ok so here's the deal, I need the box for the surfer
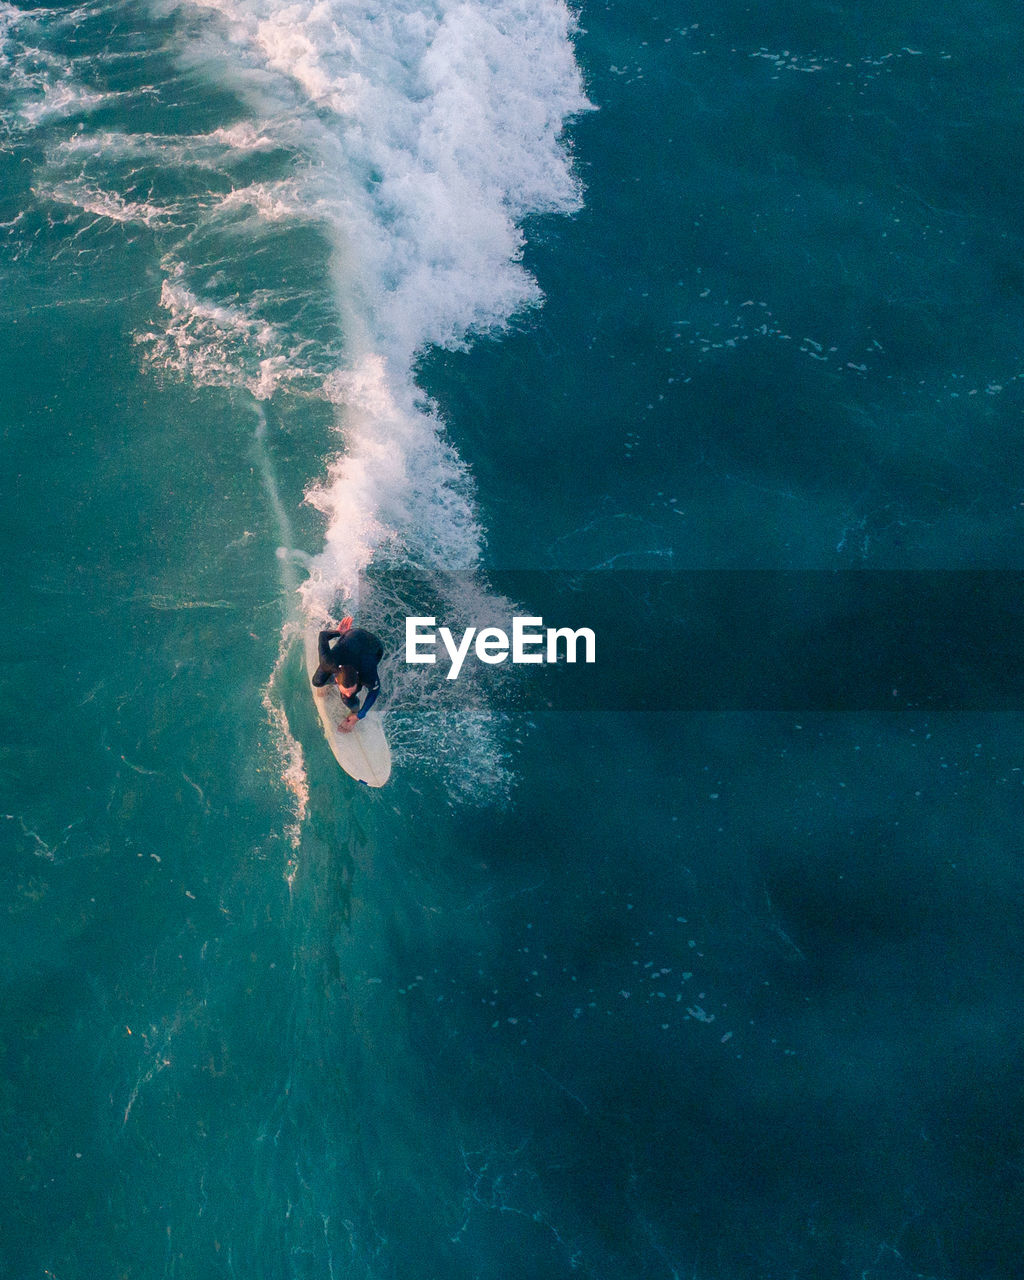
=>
[311,617,384,733]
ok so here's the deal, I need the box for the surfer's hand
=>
[339,713,358,733]
[339,615,353,632]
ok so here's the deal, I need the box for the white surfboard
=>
[305,629,392,787]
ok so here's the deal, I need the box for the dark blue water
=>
[2,0,1024,1276]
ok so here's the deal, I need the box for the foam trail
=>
[253,404,309,848]
[255,406,300,603]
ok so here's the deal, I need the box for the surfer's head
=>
[336,665,358,694]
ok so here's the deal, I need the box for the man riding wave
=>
[311,616,384,733]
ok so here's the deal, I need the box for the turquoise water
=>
[3,0,1024,1277]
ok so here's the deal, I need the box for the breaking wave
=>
[1,0,590,803]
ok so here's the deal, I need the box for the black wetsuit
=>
[311,628,383,719]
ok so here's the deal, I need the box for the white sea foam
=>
[18,78,111,125]
[0,7,114,130]
[35,179,181,227]
[176,0,589,600]
[299,352,482,619]
[51,120,294,165]
[136,259,327,398]
[213,178,330,224]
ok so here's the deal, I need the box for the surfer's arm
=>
[357,677,380,719]
[317,629,342,664]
